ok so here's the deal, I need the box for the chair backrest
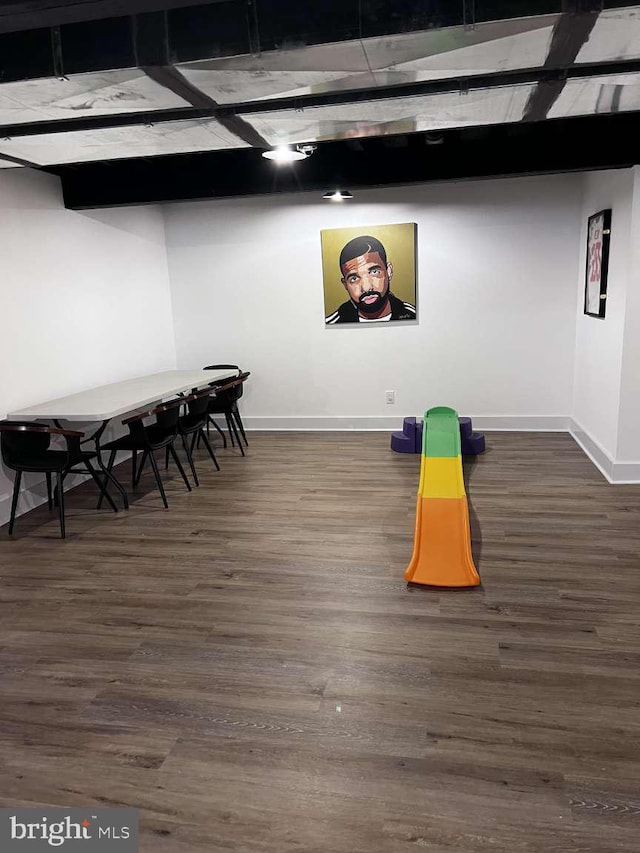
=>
[233,371,250,402]
[155,399,183,431]
[186,389,212,418]
[206,369,250,405]
[204,364,245,399]
[123,398,183,445]
[0,421,83,468]
[204,364,241,376]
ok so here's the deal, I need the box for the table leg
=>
[90,421,129,510]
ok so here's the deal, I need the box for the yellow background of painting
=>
[321,222,417,316]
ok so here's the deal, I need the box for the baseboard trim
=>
[610,462,640,484]
[468,416,570,431]
[568,419,640,484]
[243,415,571,432]
[3,419,638,527]
[243,415,640,484]
[568,421,614,482]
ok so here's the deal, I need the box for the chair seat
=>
[98,397,192,511]
[179,413,207,433]
[5,448,95,473]
[207,401,236,415]
[103,425,175,451]
[1,421,118,538]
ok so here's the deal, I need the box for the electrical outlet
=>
[386,390,395,405]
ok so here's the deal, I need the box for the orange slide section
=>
[404,407,480,588]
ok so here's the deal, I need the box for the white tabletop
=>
[8,369,237,422]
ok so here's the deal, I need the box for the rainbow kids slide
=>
[404,406,480,588]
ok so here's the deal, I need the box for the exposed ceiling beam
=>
[523,10,600,121]
[142,65,269,148]
[226,58,640,116]
[0,58,639,141]
[0,151,39,167]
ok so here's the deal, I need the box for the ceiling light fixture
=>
[262,143,316,164]
[424,131,444,145]
[322,189,354,201]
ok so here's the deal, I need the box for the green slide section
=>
[423,406,461,458]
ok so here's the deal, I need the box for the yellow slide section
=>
[404,407,480,588]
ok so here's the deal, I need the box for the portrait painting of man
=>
[322,223,417,325]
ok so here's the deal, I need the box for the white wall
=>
[616,167,640,469]
[571,169,633,464]
[0,168,176,525]
[0,164,636,516]
[164,175,582,430]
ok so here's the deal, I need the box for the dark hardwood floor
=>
[1,431,639,852]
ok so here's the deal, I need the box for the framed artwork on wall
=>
[322,222,417,325]
[584,209,612,318]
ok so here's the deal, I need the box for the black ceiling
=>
[0,0,239,34]
[2,0,638,78]
[55,111,640,208]
[0,0,638,207]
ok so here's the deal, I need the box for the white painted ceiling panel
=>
[364,16,557,84]
[178,67,371,104]
[576,8,640,63]
[0,118,247,165]
[244,84,535,145]
[177,16,557,104]
[177,41,372,104]
[549,72,640,118]
[0,69,189,126]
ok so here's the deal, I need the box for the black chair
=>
[203,366,250,456]
[202,364,240,448]
[99,398,191,509]
[0,420,118,538]
[166,389,220,487]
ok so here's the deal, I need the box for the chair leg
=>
[226,412,244,456]
[181,433,199,487]
[8,470,21,535]
[169,444,192,492]
[208,415,227,448]
[148,451,169,509]
[56,472,66,538]
[84,459,118,513]
[53,471,68,508]
[131,450,137,489]
[233,406,249,447]
[200,429,220,471]
[134,451,148,487]
[225,412,236,447]
[46,472,53,510]
[97,449,117,509]
[165,445,170,470]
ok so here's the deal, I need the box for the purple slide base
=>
[391,416,485,455]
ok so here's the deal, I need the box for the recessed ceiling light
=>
[322,190,354,201]
[424,131,444,145]
[262,144,313,164]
